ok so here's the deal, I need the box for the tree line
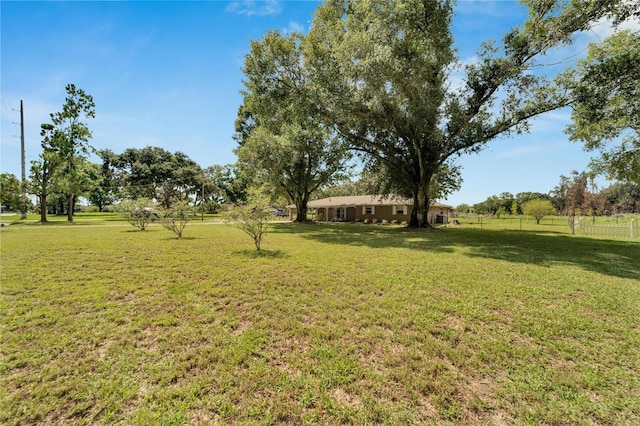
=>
[457,171,639,216]
[1,1,638,225]
[1,85,250,221]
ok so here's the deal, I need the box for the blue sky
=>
[0,0,630,206]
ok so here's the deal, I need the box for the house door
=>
[335,207,346,221]
[346,207,356,221]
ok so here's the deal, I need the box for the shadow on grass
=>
[272,223,640,280]
[160,236,198,240]
[122,228,161,233]
[232,248,288,259]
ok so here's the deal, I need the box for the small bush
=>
[158,202,195,238]
[117,198,157,231]
[224,189,271,251]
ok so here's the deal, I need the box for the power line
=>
[0,93,13,111]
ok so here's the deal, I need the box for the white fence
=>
[576,219,638,238]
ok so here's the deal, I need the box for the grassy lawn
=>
[1,221,639,425]
[0,212,223,226]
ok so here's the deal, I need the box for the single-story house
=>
[287,195,455,224]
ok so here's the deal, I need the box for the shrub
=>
[117,198,157,231]
[224,189,271,251]
[158,201,195,238]
[80,205,99,213]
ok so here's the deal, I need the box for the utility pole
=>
[20,100,27,219]
[201,174,205,221]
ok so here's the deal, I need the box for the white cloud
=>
[283,21,304,34]
[226,0,282,17]
[544,13,640,69]
[583,12,640,42]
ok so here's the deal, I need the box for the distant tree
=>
[224,188,272,251]
[589,191,611,216]
[515,192,550,210]
[473,195,501,215]
[112,147,201,208]
[88,150,120,212]
[510,201,520,216]
[0,173,23,212]
[522,199,556,224]
[455,203,471,214]
[565,171,591,215]
[316,171,382,199]
[550,174,571,214]
[603,181,639,213]
[499,192,515,214]
[204,164,249,205]
[316,179,363,199]
[158,201,194,239]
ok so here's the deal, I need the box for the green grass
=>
[1,222,639,425]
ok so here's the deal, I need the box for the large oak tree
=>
[304,0,636,227]
[112,146,202,208]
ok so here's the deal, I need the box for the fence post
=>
[632,219,635,239]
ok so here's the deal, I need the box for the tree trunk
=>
[39,193,48,222]
[295,202,308,222]
[294,193,310,222]
[408,169,433,228]
[409,191,432,228]
[67,193,74,222]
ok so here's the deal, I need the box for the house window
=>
[394,205,405,215]
[362,206,375,215]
